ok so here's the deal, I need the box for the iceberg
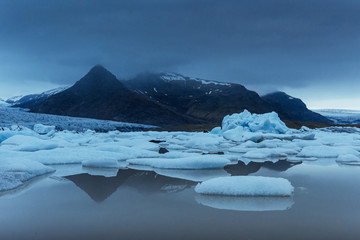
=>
[0,159,54,192]
[336,154,360,163]
[154,168,230,182]
[82,159,120,168]
[298,146,360,158]
[1,135,58,152]
[195,176,294,197]
[221,110,289,134]
[127,155,231,169]
[33,124,56,135]
[0,127,39,143]
[242,148,298,159]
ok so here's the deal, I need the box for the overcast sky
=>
[0,0,359,109]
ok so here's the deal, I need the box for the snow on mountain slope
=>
[160,72,231,86]
[0,98,8,106]
[8,86,69,106]
[313,109,360,125]
[5,95,25,104]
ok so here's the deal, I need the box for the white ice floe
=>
[287,157,318,162]
[1,135,58,152]
[154,168,230,182]
[242,148,298,159]
[336,154,360,163]
[195,195,294,211]
[0,159,54,191]
[127,155,231,169]
[298,146,360,158]
[83,167,120,177]
[195,176,294,196]
[0,127,39,143]
[82,159,120,168]
[33,124,56,135]
[94,144,159,159]
[0,147,132,165]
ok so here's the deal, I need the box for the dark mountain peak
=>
[30,66,199,126]
[73,65,124,92]
[88,64,109,75]
[265,91,296,98]
[263,91,306,108]
[262,91,332,123]
[84,64,117,81]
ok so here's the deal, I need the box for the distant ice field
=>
[313,109,360,125]
[0,104,154,132]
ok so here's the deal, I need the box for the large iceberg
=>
[195,176,294,197]
[221,110,289,134]
[0,159,54,192]
[217,110,290,142]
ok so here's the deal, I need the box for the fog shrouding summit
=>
[0,0,359,109]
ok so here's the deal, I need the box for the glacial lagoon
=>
[1,160,360,240]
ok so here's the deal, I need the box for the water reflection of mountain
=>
[66,170,195,202]
[225,160,301,176]
[66,160,300,203]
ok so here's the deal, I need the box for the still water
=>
[1,160,360,240]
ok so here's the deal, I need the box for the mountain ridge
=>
[12,65,332,126]
[27,65,200,126]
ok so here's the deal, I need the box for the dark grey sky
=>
[0,0,359,109]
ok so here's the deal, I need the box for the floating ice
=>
[0,127,38,143]
[95,144,159,159]
[127,155,231,169]
[242,148,298,159]
[1,148,130,165]
[0,159,54,192]
[154,168,230,182]
[1,135,58,152]
[336,154,360,163]
[33,124,56,135]
[195,176,294,196]
[210,127,221,134]
[218,110,317,142]
[222,110,289,134]
[298,146,360,158]
[82,159,120,168]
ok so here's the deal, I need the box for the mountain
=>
[262,91,332,123]
[30,65,200,126]
[13,87,68,109]
[5,95,25,104]
[14,66,331,127]
[124,72,274,123]
[0,98,7,106]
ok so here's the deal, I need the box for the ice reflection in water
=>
[64,159,299,212]
[195,195,294,211]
